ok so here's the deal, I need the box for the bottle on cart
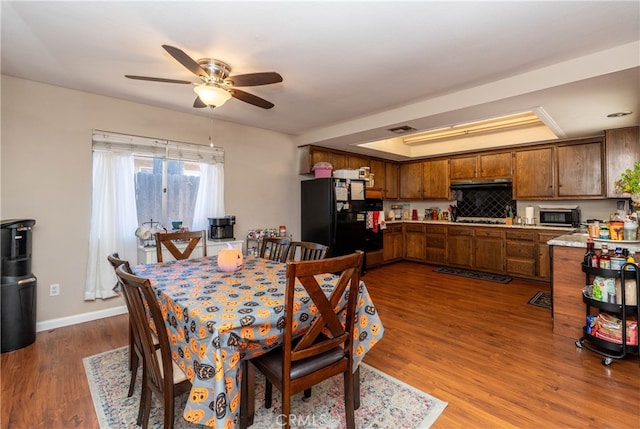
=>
[584,238,595,267]
[599,245,611,269]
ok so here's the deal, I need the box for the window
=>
[85,131,225,300]
[134,158,202,228]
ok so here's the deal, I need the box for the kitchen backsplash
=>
[455,188,516,218]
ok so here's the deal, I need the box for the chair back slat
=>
[155,230,207,262]
[115,265,174,393]
[287,241,329,261]
[258,237,291,263]
[285,251,363,364]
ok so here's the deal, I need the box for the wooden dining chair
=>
[155,230,207,262]
[287,241,329,261]
[258,237,291,263]
[251,250,364,429]
[115,265,191,429]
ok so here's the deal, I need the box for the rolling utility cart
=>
[576,263,640,366]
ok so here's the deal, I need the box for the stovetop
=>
[456,217,506,225]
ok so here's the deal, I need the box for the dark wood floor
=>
[2,261,639,428]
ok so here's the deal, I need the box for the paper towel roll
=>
[525,206,534,224]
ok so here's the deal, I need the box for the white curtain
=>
[192,162,225,232]
[84,151,139,300]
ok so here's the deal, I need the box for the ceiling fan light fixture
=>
[194,84,232,107]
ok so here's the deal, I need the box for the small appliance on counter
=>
[208,216,236,240]
[538,205,580,227]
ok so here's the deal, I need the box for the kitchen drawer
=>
[505,242,535,258]
[385,224,403,234]
[448,227,474,236]
[506,230,535,241]
[426,235,446,249]
[425,225,447,235]
[536,231,561,243]
[475,228,505,239]
[404,224,425,233]
[506,258,536,277]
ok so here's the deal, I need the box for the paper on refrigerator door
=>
[350,181,365,200]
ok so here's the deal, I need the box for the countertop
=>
[384,220,640,252]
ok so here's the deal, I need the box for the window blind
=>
[92,130,224,164]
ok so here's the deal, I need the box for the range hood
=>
[450,178,512,189]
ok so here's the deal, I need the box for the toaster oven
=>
[538,205,580,227]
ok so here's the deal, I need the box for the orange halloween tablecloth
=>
[132,255,384,429]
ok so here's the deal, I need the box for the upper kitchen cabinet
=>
[450,152,512,180]
[450,156,477,180]
[514,147,554,198]
[370,159,399,199]
[605,126,640,198]
[514,137,604,199]
[347,154,369,170]
[479,152,512,178]
[385,162,399,199]
[422,159,449,199]
[298,145,347,174]
[556,139,603,198]
[400,162,422,199]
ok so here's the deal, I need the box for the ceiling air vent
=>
[388,125,417,134]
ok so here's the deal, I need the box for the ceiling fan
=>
[126,45,283,109]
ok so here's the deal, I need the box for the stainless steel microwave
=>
[538,205,580,227]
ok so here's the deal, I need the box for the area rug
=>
[83,347,447,429]
[433,266,512,284]
[528,291,552,309]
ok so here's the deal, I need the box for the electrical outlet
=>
[49,283,60,296]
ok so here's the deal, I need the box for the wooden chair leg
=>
[127,353,138,397]
[343,370,355,429]
[302,388,312,401]
[128,323,135,370]
[265,379,273,408]
[140,382,152,429]
[164,387,175,429]
[240,361,255,429]
[354,366,361,410]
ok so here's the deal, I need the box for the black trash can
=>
[1,219,37,353]
[1,275,37,352]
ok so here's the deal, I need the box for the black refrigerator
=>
[301,178,367,265]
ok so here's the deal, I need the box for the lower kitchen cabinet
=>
[505,230,536,278]
[425,224,447,264]
[474,228,505,273]
[536,231,559,281]
[446,226,474,268]
[366,249,384,269]
[383,224,403,262]
[404,223,426,261]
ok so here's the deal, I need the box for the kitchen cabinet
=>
[474,228,505,274]
[425,224,447,264]
[404,223,426,261]
[479,152,512,178]
[505,230,536,279]
[383,224,403,262]
[536,231,559,281]
[450,156,477,180]
[347,154,369,170]
[556,140,603,197]
[514,138,604,199]
[369,159,385,194]
[514,147,554,198]
[605,126,640,198]
[400,162,422,199]
[450,152,512,180]
[446,226,474,268]
[385,162,399,199]
[299,146,347,174]
[422,159,449,199]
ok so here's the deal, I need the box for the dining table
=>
[132,254,384,429]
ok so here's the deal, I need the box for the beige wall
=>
[1,76,300,324]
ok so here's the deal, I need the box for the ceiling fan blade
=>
[193,97,209,108]
[125,75,193,84]
[162,45,209,78]
[228,72,283,87]
[231,89,275,109]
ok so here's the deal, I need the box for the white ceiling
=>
[2,1,639,161]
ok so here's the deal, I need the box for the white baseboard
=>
[36,305,128,332]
